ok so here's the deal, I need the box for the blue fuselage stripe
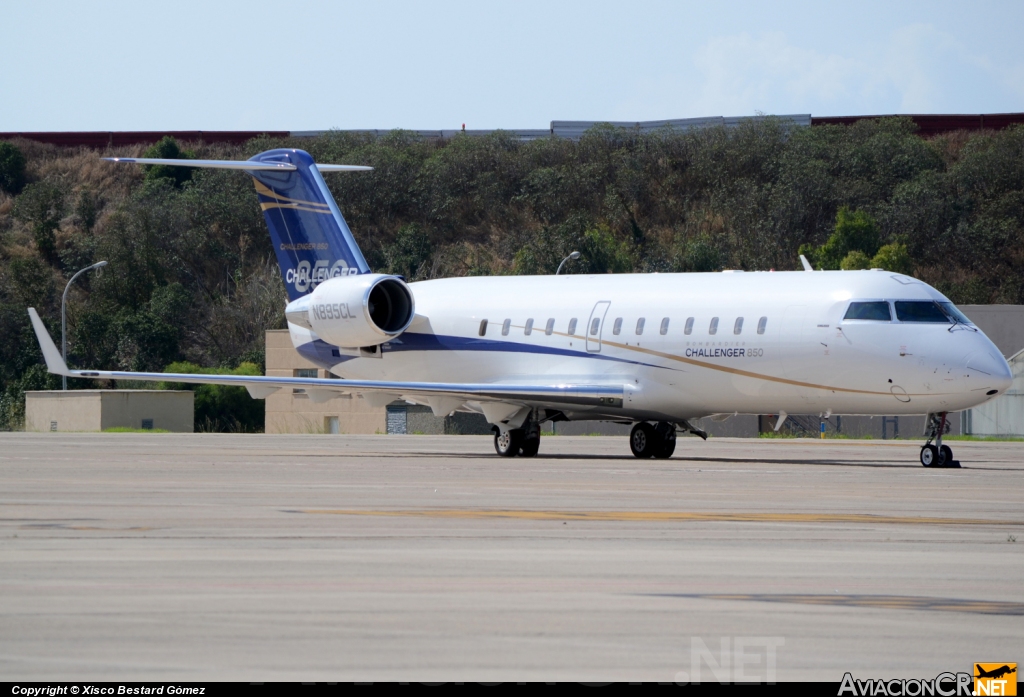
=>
[294,332,668,371]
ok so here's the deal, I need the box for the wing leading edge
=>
[27,309,624,413]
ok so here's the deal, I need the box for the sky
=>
[2,0,1023,132]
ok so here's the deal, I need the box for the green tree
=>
[578,225,634,274]
[840,250,872,270]
[0,141,27,195]
[381,224,432,279]
[142,136,196,188]
[75,189,100,231]
[813,207,880,270]
[12,179,66,264]
[0,364,60,430]
[114,311,180,372]
[160,361,264,432]
[871,242,913,274]
[678,235,724,272]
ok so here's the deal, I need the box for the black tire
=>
[920,444,938,467]
[520,437,540,458]
[653,421,676,459]
[630,422,657,458]
[939,444,953,466]
[494,429,523,457]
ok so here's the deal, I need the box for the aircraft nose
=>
[964,349,1013,395]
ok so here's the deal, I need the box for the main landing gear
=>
[493,417,541,458]
[630,421,677,459]
[920,412,960,468]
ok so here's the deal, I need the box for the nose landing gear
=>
[920,412,960,468]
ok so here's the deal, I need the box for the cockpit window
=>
[895,301,949,323]
[844,301,891,321]
[938,302,973,325]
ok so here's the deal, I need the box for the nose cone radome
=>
[964,349,1013,396]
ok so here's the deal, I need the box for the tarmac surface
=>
[1,432,1022,682]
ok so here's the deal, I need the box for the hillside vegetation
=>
[1,118,1022,429]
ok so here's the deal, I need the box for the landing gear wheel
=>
[519,437,540,458]
[630,422,658,458]
[939,444,953,466]
[494,428,523,457]
[653,421,676,459]
[920,445,938,467]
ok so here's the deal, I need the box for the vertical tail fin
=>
[104,149,373,300]
[247,149,370,300]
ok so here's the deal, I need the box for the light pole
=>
[62,260,107,390]
[555,251,581,275]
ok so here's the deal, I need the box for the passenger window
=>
[524,318,534,335]
[478,319,488,336]
[636,318,645,335]
[502,319,511,336]
[590,317,601,335]
[684,317,694,335]
[757,316,767,334]
[709,317,719,335]
[845,302,892,321]
[568,318,578,335]
[733,317,743,335]
[895,301,949,323]
[612,318,622,335]
[545,318,555,335]
[660,318,669,335]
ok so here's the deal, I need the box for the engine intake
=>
[285,274,415,347]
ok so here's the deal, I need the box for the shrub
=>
[142,136,195,188]
[12,179,66,264]
[0,141,27,194]
[814,207,880,270]
[871,242,913,274]
[840,250,872,270]
[160,361,264,432]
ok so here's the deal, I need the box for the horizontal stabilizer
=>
[103,157,372,172]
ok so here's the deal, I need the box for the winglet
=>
[27,308,72,376]
[799,255,814,272]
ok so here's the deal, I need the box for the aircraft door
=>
[778,305,809,379]
[586,301,611,352]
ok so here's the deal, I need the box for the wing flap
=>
[64,367,624,407]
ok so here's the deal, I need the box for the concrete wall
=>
[266,330,493,435]
[964,349,1024,436]
[265,329,386,434]
[958,306,1024,436]
[959,305,1024,358]
[25,390,193,432]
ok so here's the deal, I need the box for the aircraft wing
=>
[27,309,623,417]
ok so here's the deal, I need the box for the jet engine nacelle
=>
[285,274,415,347]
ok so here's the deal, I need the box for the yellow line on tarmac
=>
[298,509,1021,526]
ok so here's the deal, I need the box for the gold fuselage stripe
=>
[507,324,948,398]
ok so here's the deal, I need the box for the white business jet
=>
[27,149,1012,467]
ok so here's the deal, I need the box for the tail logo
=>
[286,260,359,293]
